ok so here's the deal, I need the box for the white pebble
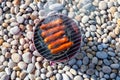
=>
[22,52,32,63]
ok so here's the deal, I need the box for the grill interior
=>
[34,14,81,62]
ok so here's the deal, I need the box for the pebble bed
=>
[0,0,120,80]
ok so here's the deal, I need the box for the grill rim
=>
[33,14,81,62]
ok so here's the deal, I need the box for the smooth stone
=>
[8,60,16,68]
[33,50,41,57]
[90,25,96,31]
[63,66,70,71]
[92,57,98,64]
[5,68,11,75]
[10,26,20,35]
[74,75,83,80]
[41,74,46,79]
[11,71,16,79]
[46,71,53,78]
[99,1,107,10]
[18,61,27,70]
[68,12,75,18]
[110,64,119,69]
[0,55,5,62]
[102,66,111,73]
[22,52,32,63]
[72,65,78,70]
[110,73,116,79]
[108,52,115,57]
[11,53,21,63]
[116,76,120,80]
[70,69,77,75]
[17,16,24,23]
[49,3,63,11]
[68,58,76,66]
[104,74,109,79]
[85,32,90,37]
[41,68,47,73]
[83,57,89,65]
[62,73,70,80]
[27,63,35,73]
[66,72,73,79]
[76,60,82,67]
[26,31,33,40]
[56,73,62,80]
[81,16,89,23]
[1,74,9,80]
[96,51,108,59]
[86,69,94,75]
[103,59,110,66]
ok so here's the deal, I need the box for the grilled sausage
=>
[40,19,63,30]
[41,25,65,37]
[48,37,68,49]
[44,30,65,43]
[51,41,73,54]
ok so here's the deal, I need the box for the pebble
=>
[92,57,98,64]
[86,69,95,75]
[11,53,21,63]
[70,69,77,75]
[49,3,63,11]
[66,71,73,79]
[10,26,20,35]
[18,61,27,70]
[33,50,41,57]
[76,60,82,67]
[90,25,96,31]
[74,75,83,80]
[5,67,11,75]
[41,74,46,80]
[56,73,62,80]
[22,52,32,63]
[83,57,89,65]
[99,1,107,10]
[110,73,116,79]
[102,66,111,73]
[19,71,27,79]
[62,73,70,80]
[110,64,120,69]
[11,71,16,79]
[81,16,89,23]
[0,38,3,45]
[103,59,110,66]
[17,16,24,23]
[63,66,70,71]
[46,71,53,78]
[68,58,76,66]
[68,12,75,18]
[96,51,108,59]
[27,63,35,73]
[108,52,115,57]
[1,74,9,80]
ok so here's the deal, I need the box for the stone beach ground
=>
[0,0,120,80]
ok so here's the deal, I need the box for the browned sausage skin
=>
[50,42,73,54]
[48,37,68,49]
[40,19,63,30]
[44,30,65,43]
[41,25,65,37]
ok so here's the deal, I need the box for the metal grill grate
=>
[33,14,81,62]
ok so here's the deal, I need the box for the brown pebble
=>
[19,71,27,79]
[0,38,3,45]
[114,27,120,35]
[50,76,56,80]
[13,66,20,71]
[30,15,37,20]
[19,24,25,31]
[34,0,40,3]
[109,7,117,15]
[13,0,20,5]
[5,52,11,58]
[117,19,120,26]
[2,23,8,28]
[109,32,116,38]
[2,42,11,48]
[16,71,20,77]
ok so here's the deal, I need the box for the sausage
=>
[41,25,65,37]
[40,19,63,30]
[48,37,68,49]
[44,30,65,43]
[50,41,73,54]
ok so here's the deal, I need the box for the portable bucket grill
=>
[33,14,81,62]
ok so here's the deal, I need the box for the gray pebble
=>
[62,73,70,80]
[86,69,94,75]
[76,60,82,67]
[68,58,76,66]
[56,73,62,80]
[96,51,108,59]
[116,76,120,80]
[22,52,32,63]
[27,63,35,73]
[110,73,116,79]
[81,16,89,23]
[5,68,11,75]
[90,25,96,31]
[17,16,24,23]
[102,66,111,73]
[74,75,83,80]
[83,57,89,65]
[108,52,115,57]
[99,1,107,10]
[1,74,9,80]
[72,65,78,70]
[11,71,16,80]
[103,59,110,66]
[92,57,98,64]
[110,64,119,69]
[49,3,63,11]
[104,74,109,79]
[10,26,20,35]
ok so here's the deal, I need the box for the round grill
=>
[33,14,81,62]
